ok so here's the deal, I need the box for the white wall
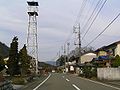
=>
[81,53,96,64]
[115,44,120,56]
[97,68,120,80]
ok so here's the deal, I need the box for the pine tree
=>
[7,36,20,76]
[19,44,30,76]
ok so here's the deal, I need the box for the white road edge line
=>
[33,74,51,90]
[79,77,120,90]
[66,78,70,82]
[72,84,81,90]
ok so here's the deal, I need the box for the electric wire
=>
[85,12,120,47]
[82,0,108,40]
[57,0,89,58]
[75,0,88,25]
[81,0,103,34]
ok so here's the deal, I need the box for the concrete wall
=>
[97,68,120,80]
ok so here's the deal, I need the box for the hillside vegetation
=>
[0,42,9,58]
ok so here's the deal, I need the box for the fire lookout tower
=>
[27,1,39,74]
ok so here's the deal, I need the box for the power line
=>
[75,0,88,25]
[58,0,88,57]
[85,12,120,47]
[82,0,108,40]
[81,0,103,34]
[62,0,88,54]
[64,32,74,44]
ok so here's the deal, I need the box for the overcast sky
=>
[0,0,120,62]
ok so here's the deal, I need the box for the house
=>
[63,52,96,74]
[96,41,120,57]
[94,41,120,67]
[81,52,96,64]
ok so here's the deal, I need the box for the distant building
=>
[94,41,120,67]
[62,52,96,74]
[81,52,96,64]
[96,41,120,57]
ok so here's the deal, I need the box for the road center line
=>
[33,74,51,90]
[72,84,81,90]
[66,78,70,82]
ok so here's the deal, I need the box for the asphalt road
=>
[21,73,120,90]
[23,73,120,90]
[20,76,47,90]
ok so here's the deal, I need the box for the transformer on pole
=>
[27,1,39,74]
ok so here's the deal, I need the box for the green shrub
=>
[12,77,26,85]
[112,55,120,67]
[80,66,97,78]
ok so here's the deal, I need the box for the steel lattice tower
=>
[27,1,39,74]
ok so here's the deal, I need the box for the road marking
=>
[62,76,65,78]
[72,84,81,90]
[79,77,120,90]
[33,74,51,90]
[66,78,70,82]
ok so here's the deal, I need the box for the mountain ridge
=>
[0,42,9,58]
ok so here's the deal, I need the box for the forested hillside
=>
[0,42,9,58]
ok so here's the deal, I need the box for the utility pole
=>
[64,44,66,73]
[73,23,81,64]
[58,50,61,59]
[61,46,64,55]
[67,42,70,62]
[78,24,81,64]
[67,42,70,73]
